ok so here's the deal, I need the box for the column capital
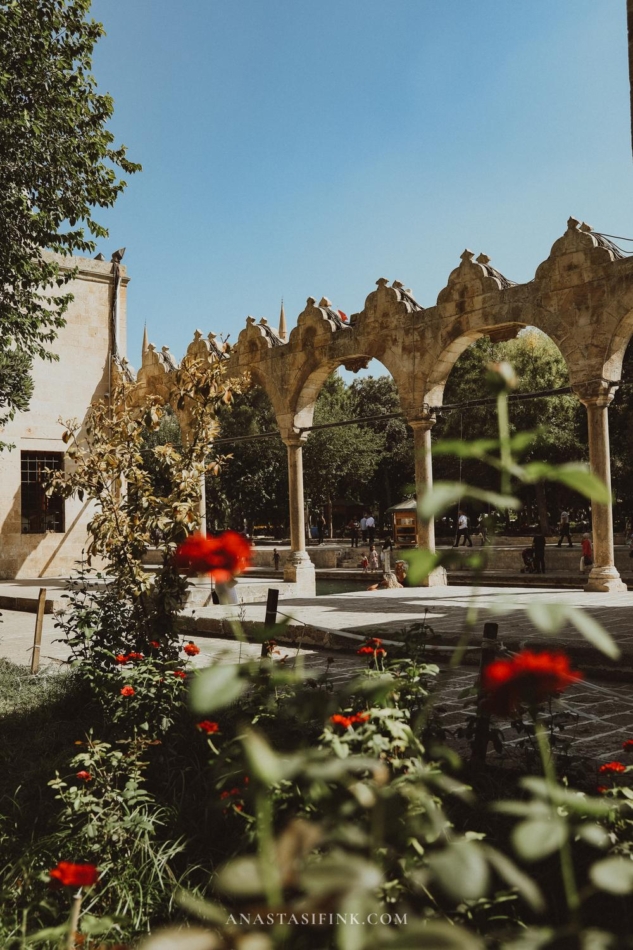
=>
[572,379,618,408]
[280,430,309,447]
[407,410,438,431]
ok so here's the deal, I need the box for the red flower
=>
[597,786,609,794]
[599,761,627,774]
[623,740,633,752]
[338,310,348,322]
[115,654,127,664]
[127,652,144,661]
[49,861,99,888]
[184,642,200,656]
[173,670,187,679]
[76,771,92,782]
[196,720,219,734]
[482,650,582,716]
[173,531,251,582]
[120,685,135,697]
[330,712,370,729]
[150,641,161,649]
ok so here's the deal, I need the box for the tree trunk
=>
[326,494,333,539]
[535,482,550,536]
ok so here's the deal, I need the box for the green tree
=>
[610,339,633,527]
[303,374,384,531]
[349,375,414,515]
[434,330,583,534]
[0,0,140,428]
[206,387,288,535]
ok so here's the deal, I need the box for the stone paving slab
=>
[179,585,633,672]
[3,602,633,771]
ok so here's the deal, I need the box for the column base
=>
[584,566,627,593]
[283,552,316,596]
[417,566,448,588]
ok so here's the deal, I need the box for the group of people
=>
[367,559,410,591]
[521,530,594,575]
[452,510,495,547]
[347,513,376,547]
[359,536,393,572]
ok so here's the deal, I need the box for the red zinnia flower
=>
[127,652,144,661]
[183,642,200,656]
[173,670,187,679]
[623,740,633,752]
[173,531,251,583]
[150,640,161,649]
[120,685,135,697]
[482,650,582,716]
[76,771,92,782]
[115,654,127,664]
[196,720,219,734]
[330,712,370,729]
[49,861,99,888]
[597,786,609,794]
[599,761,627,774]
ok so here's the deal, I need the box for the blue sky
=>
[89,0,633,370]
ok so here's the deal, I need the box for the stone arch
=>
[291,347,412,432]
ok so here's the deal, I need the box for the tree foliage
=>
[0,0,140,426]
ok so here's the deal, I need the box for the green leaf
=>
[575,823,611,850]
[188,664,246,714]
[590,856,633,894]
[525,601,567,634]
[174,889,228,925]
[512,817,568,862]
[241,728,299,785]
[520,778,618,818]
[566,607,620,660]
[302,851,383,896]
[522,462,611,503]
[215,856,264,896]
[376,921,484,949]
[426,840,489,902]
[401,548,438,584]
[483,845,545,912]
[418,482,520,519]
[432,438,499,458]
[135,926,222,949]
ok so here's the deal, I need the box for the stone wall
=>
[0,254,128,579]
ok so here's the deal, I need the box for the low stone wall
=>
[250,547,342,569]
[445,544,632,574]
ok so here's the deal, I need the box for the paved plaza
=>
[2,583,633,772]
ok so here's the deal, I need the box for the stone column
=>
[199,471,207,536]
[408,415,447,587]
[283,435,316,595]
[575,383,626,593]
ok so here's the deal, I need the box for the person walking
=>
[273,548,280,572]
[580,533,593,574]
[453,510,472,547]
[366,513,376,545]
[317,513,326,545]
[532,532,546,574]
[360,514,368,544]
[350,519,359,547]
[557,510,572,547]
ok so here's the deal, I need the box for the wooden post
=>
[471,621,499,762]
[31,588,47,674]
[261,587,279,658]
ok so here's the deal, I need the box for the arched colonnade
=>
[133,218,633,595]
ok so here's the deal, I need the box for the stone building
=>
[0,253,128,579]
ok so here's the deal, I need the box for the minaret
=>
[142,322,149,358]
[278,299,287,342]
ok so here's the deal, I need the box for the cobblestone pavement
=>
[3,585,633,771]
